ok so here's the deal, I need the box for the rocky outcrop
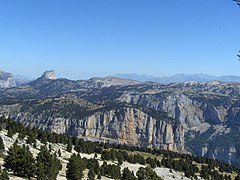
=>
[40,70,56,80]
[89,77,140,87]
[118,91,224,129]
[0,104,184,152]
[0,71,16,88]
[80,108,184,151]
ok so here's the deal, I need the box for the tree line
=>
[0,115,239,179]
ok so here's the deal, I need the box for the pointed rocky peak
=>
[40,70,56,80]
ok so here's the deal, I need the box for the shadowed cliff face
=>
[0,74,240,166]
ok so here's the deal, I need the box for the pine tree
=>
[66,154,84,180]
[121,168,136,180]
[37,162,45,180]
[33,140,37,148]
[117,152,123,165]
[36,145,62,180]
[136,167,146,180]
[100,163,121,179]
[67,139,72,153]
[0,169,9,180]
[88,168,95,180]
[235,175,240,180]
[137,166,162,180]
[58,149,62,157]
[97,174,101,179]
[48,144,52,152]
[0,136,5,151]
[146,157,157,168]
[26,132,36,145]
[4,143,36,178]
[7,128,13,138]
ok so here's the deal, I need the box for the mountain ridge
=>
[0,70,240,167]
[8,71,240,88]
[115,73,240,83]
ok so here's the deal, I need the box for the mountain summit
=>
[40,70,56,80]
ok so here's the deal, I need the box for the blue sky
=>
[0,0,240,79]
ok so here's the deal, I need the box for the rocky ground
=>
[0,130,193,180]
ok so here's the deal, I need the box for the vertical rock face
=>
[79,108,184,151]
[47,108,184,152]
[0,71,16,88]
[0,104,184,152]
[119,91,229,129]
[40,70,56,80]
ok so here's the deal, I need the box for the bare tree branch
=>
[233,1,240,60]
[233,0,240,6]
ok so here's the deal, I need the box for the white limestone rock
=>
[0,71,16,88]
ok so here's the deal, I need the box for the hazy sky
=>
[0,0,240,79]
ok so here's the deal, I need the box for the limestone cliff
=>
[0,103,184,152]
[0,71,16,88]
[40,70,56,80]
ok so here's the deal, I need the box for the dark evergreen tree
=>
[37,162,45,180]
[100,161,107,176]
[136,167,146,180]
[146,157,157,168]
[87,158,100,175]
[67,139,72,153]
[235,174,240,180]
[88,168,95,180]
[117,152,123,165]
[36,145,62,180]
[97,173,101,179]
[33,140,37,148]
[48,144,52,152]
[100,163,121,179]
[200,165,210,179]
[26,133,36,145]
[38,132,47,144]
[58,149,62,157]
[4,143,36,178]
[0,169,9,180]
[121,168,136,180]
[66,154,84,180]
[18,130,26,140]
[0,136,5,151]
[7,128,13,138]
[136,166,162,180]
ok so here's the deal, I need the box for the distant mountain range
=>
[2,70,240,89]
[115,73,240,83]
[14,75,32,86]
